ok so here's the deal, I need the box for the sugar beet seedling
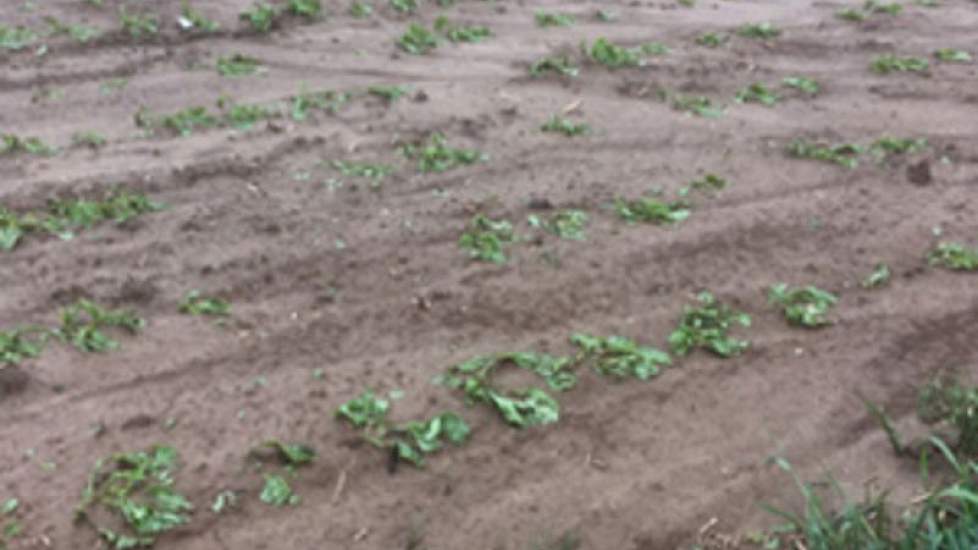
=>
[336,390,470,468]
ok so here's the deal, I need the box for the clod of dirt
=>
[906,160,932,186]
[117,277,159,305]
[120,413,157,431]
[528,197,554,210]
[0,365,30,397]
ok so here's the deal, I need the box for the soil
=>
[2,1,978,549]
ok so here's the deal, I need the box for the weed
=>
[0,328,46,365]
[71,132,107,149]
[768,284,837,328]
[595,9,618,22]
[55,299,143,353]
[179,291,229,317]
[934,48,972,63]
[403,133,485,173]
[782,76,820,95]
[928,242,978,271]
[434,17,491,43]
[217,54,263,77]
[764,442,978,549]
[458,215,515,264]
[918,375,978,455]
[76,446,192,549]
[0,25,36,51]
[350,1,373,17]
[530,55,580,77]
[240,3,280,33]
[540,115,591,137]
[871,54,929,74]
[530,209,588,240]
[0,134,57,156]
[367,84,409,102]
[179,0,220,32]
[671,95,724,117]
[261,475,299,506]
[571,334,671,380]
[696,32,728,47]
[862,263,891,288]
[536,12,575,27]
[737,22,781,39]
[786,139,862,168]
[735,82,779,105]
[118,8,159,38]
[439,357,561,428]
[614,197,690,225]
[398,23,439,54]
[669,292,751,357]
[390,0,419,13]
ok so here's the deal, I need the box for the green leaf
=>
[179,291,230,317]
[489,388,559,427]
[535,12,575,27]
[929,242,978,271]
[260,475,299,506]
[77,445,191,547]
[336,390,390,428]
[615,197,690,224]
[261,440,317,465]
[398,23,438,55]
[862,263,891,289]
[1,499,18,516]
[768,284,838,328]
[395,412,471,465]
[458,214,515,263]
[540,116,591,137]
[669,292,751,357]
[571,334,671,380]
[211,490,237,513]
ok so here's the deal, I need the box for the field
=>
[2,0,978,549]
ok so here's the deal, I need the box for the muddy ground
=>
[2,0,977,548]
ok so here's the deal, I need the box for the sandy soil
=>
[2,0,978,548]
